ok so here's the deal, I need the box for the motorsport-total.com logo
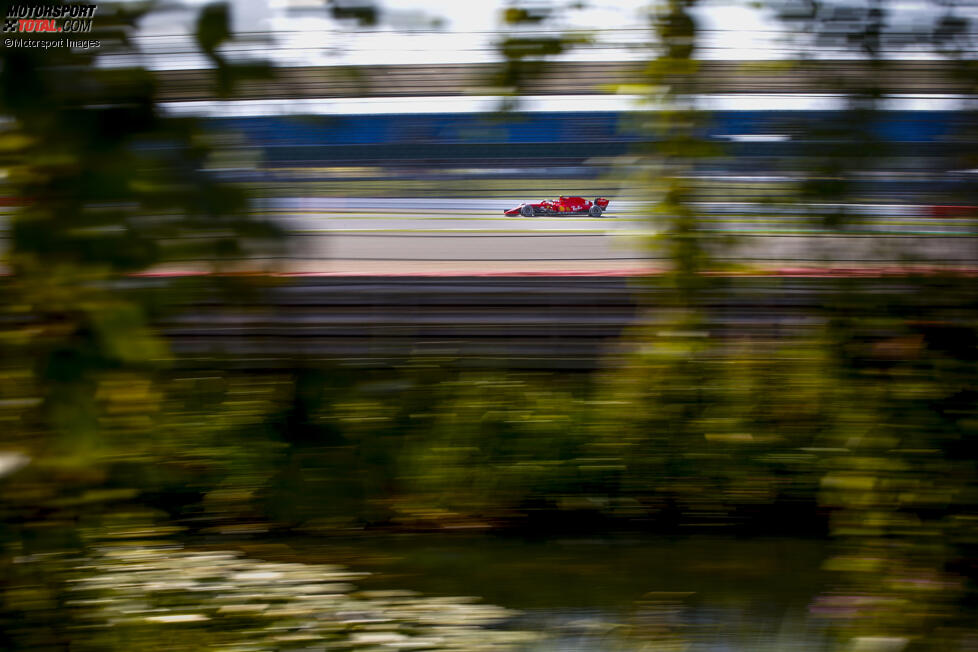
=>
[4,3,96,33]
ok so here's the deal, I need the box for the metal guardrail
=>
[159,277,834,369]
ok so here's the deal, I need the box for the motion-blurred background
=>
[2,0,978,649]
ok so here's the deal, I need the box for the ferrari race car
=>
[504,196,610,217]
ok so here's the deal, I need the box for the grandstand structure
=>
[155,60,977,101]
[148,59,976,175]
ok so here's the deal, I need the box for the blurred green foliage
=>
[490,2,591,110]
[1,0,978,649]
[0,1,287,647]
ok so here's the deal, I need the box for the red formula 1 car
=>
[504,196,610,217]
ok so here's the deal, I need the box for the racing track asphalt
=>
[263,197,978,275]
[2,197,977,276]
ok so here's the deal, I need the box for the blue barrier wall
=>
[213,110,966,166]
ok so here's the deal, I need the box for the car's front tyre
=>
[520,204,535,217]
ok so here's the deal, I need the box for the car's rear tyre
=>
[520,205,534,217]
[589,205,603,217]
